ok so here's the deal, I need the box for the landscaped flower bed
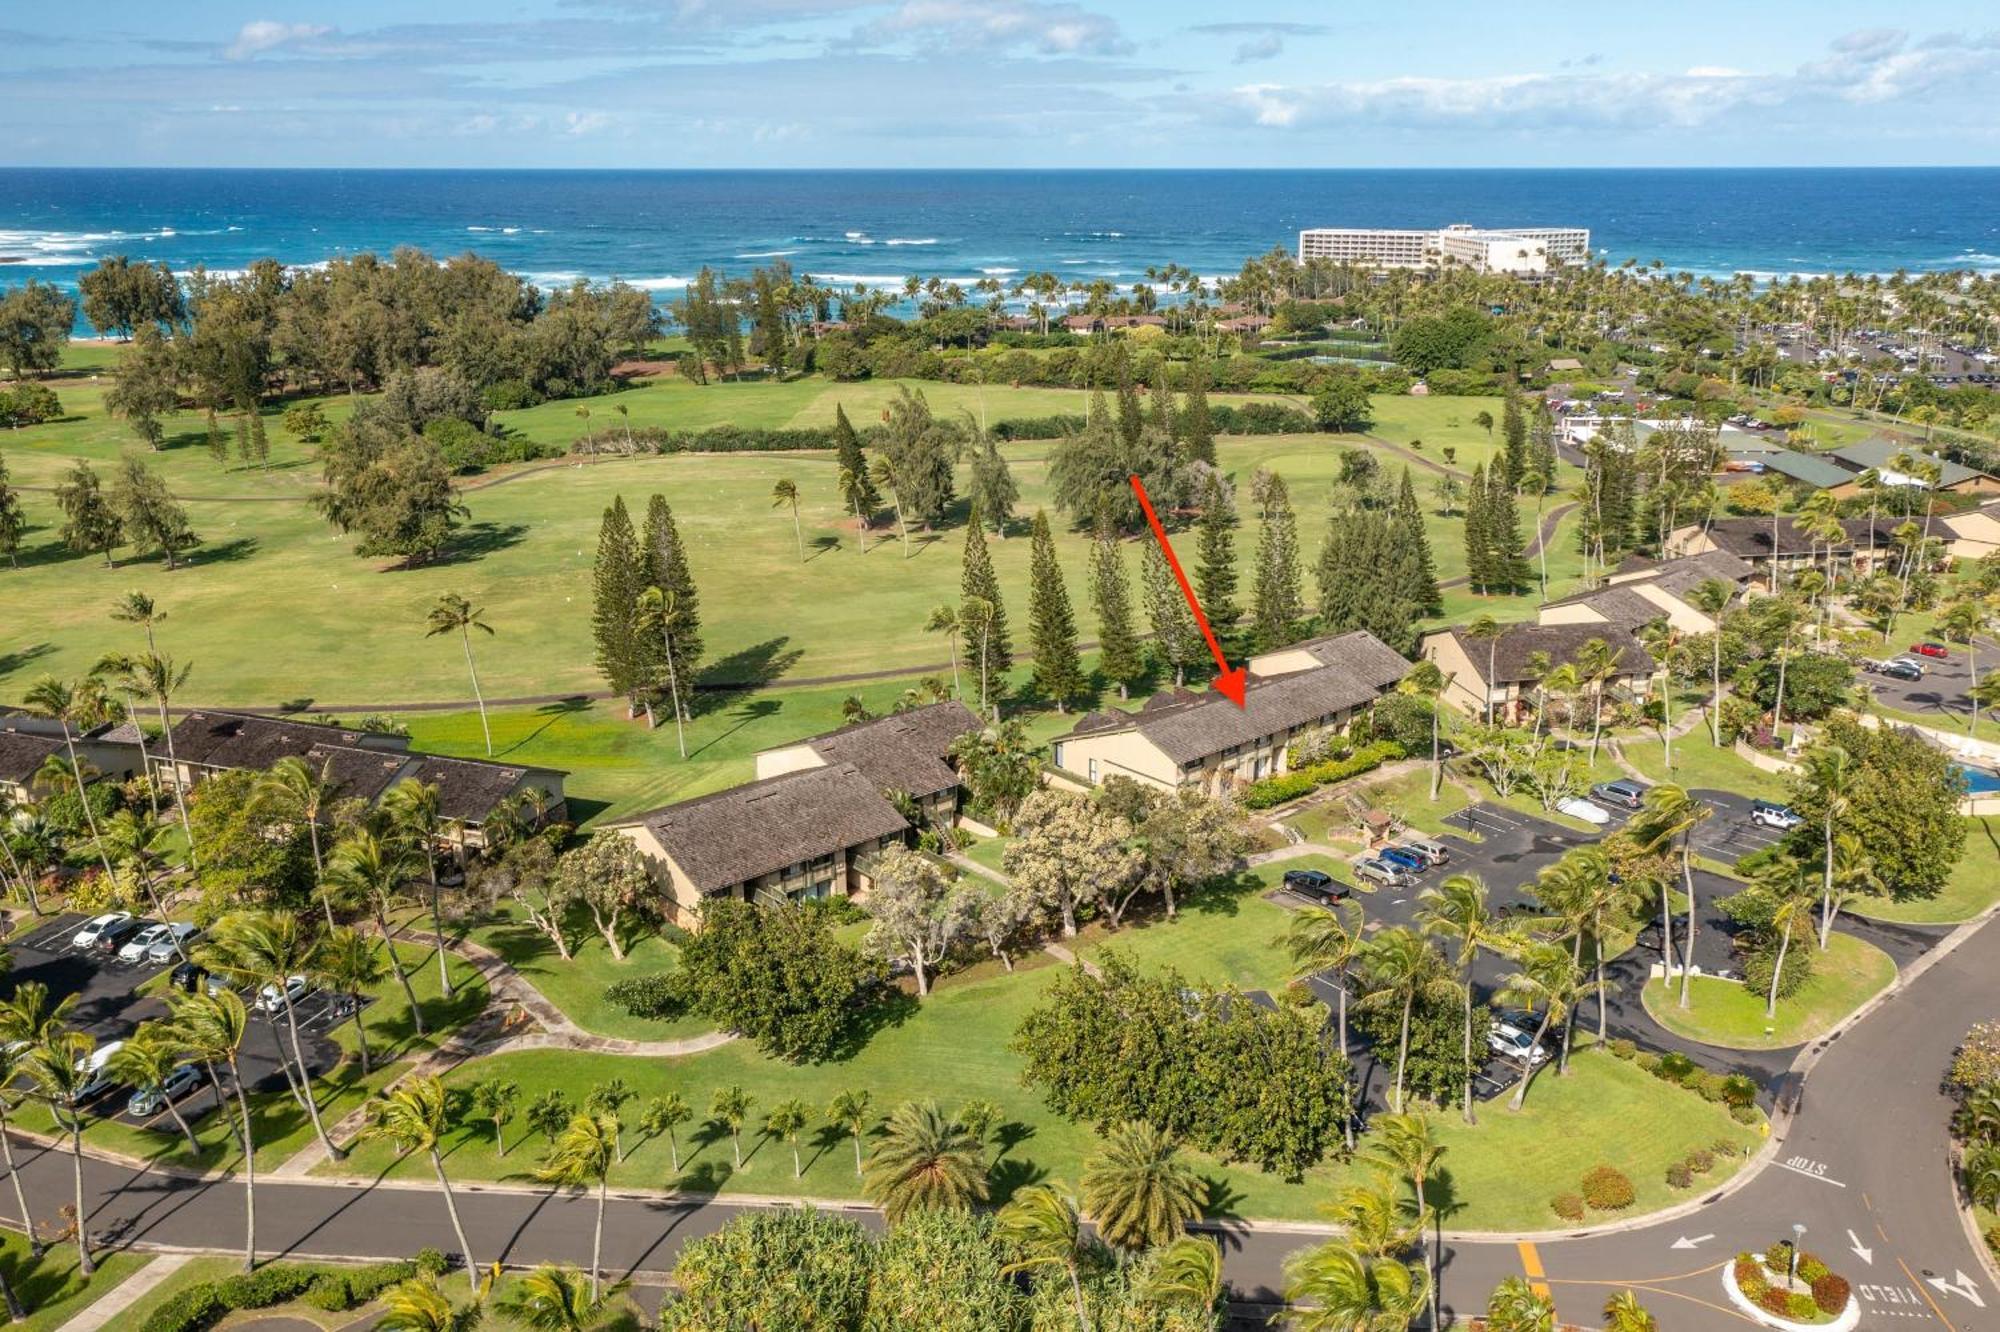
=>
[1724,1242,1855,1329]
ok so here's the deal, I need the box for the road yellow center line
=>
[1517,1241,1551,1298]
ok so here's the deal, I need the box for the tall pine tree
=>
[1195,471,1239,626]
[1142,539,1201,686]
[1026,510,1083,711]
[1181,358,1216,465]
[832,403,881,523]
[960,500,1013,671]
[641,494,703,718]
[1464,462,1491,594]
[1113,346,1144,449]
[1484,464,1529,594]
[1148,362,1178,447]
[1391,467,1441,615]
[0,448,25,568]
[966,427,1019,537]
[1500,392,1527,489]
[1089,519,1144,698]
[1251,473,1304,650]
[591,496,645,715]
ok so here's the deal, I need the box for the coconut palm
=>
[91,651,162,822]
[923,604,964,699]
[362,1075,481,1289]
[1533,845,1635,1041]
[311,926,388,1073]
[837,465,870,553]
[1283,898,1366,1146]
[585,1079,634,1162]
[1139,1235,1225,1311]
[110,589,166,652]
[632,585,688,759]
[861,1099,987,1221]
[1495,942,1590,1109]
[1602,1288,1659,1332]
[0,982,77,1049]
[1485,1275,1556,1332]
[1462,616,1504,724]
[1363,1114,1446,1331]
[1283,1240,1429,1332]
[1574,636,1619,761]
[996,1184,1089,1332]
[638,1093,690,1172]
[1753,857,1819,1019]
[19,674,116,881]
[168,989,257,1267]
[1637,783,1711,1009]
[771,479,804,560]
[827,1089,873,1177]
[1417,875,1501,1125]
[1799,743,1857,948]
[376,1273,485,1332]
[764,1098,812,1178]
[1322,1174,1417,1259]
[249,755,341,928]
[1080,1120,1204,1253]
[323,827,427,1036]
[379,780,455,1000]
[108,1023,201,1154]
[425,593,496,756]
[1683,578,1734,746]
[0,1042,43,1256]
[472,1079,521,1157]
[0,788,43,915]
[536,1112,619,1299]
[496,1264,628,1332]
[27,1031,98,1277]
[709,1085,753,1170]
[199,909,343,1160]
[119,650,198,853]
[1357,927,1450,1112]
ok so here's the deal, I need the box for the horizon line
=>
[4,163,2000,174]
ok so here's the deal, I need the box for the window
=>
[1053,742,1065,768]
[1088,757,1100,781]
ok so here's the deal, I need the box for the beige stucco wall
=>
[752,743,826,781]
[1421,632,1501,717]
[1942,510,2000,561]
[1053,728,1182,791]
[1629,584,1715,633]
[612,823,708,924]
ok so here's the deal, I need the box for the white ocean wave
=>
[735,249,799,259]
[624,275,691,291]
[980,267,1018,275]
[467,226,493,232]
[885,237,938,246]
[502,227,521,235]
[812,273,907,287]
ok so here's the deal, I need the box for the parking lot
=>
[1860,638,1996,726]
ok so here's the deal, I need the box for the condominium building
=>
[1298,223,1591,275]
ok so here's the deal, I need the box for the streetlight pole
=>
[1790,1223,1807,1287]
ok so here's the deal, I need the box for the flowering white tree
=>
[862,847,983,996]
[1003,789,1139,938]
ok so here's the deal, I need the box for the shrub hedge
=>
[1240,741,1406,810]
[1580,1165,1635,1211]
[1811,1272,1851,1315]
[139,1256,432,1332]
[1550,1193,1585,1221]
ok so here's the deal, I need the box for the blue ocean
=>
[4,168,1999,307]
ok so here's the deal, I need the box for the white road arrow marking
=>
[1846,1229,1873,1265]
[1670,1234,1715,1250]
[1925,1272,1986,1308]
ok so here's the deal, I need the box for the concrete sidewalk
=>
[56,1252,194,1332]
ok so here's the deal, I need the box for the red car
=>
[1910,642,1950,659]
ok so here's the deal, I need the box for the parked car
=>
[1750,800,1804,830]
[94,916,152,954]
[1376,846,1429,874]
[127,1063,204,1118]
[1354,858,1415,888]
[118,922,174,963]
[1401,835,1451,868]
[1879,659,1924,682]
[1910,642,1950,659]
[169,962,229,997]
[71,912,134,950]
[257,975,313,1014]
[1589,780,1648,811]
[1488,1022,1550,1066]
[145,923,202,965]
[70,1040,127,1105]
[1281,868,1349,905]
[1555,796,1613,826]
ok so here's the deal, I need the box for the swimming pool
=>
[1954,764,2000,796]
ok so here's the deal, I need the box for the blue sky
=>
[5,2,1998,167]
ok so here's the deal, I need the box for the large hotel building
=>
[1298,223,1591,276]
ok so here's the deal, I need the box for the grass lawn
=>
[1618,734,1789,801]
[959,833,1012,877]
[1640,931,1896,1050]
[458,901,714,1041]
[17,942,486,1173]
[1073,863,1319,993]
[2,343,1558,706]
[1850,816,2000,924]
[109,1256,240,1331]
[0,1233,151,1332]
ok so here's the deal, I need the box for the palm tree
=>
[496,1265,627,1332]
[771,479,804,561]
[837,465,870,554]
[1364,1114,1446,1331]
[871,455,911,557]
[1685,577,1734,747]
[323,828,427,1036]
[380,781,456,1001]
[108,1023,201,1154]
[1639,784,1711,1009]
[111,589,166,653]
[922,604,963,699]
[764,1098,812,1178]
[376,1273,486,1332]
[638,1093,690,1172]
[1536,846,1634,1042]
[311,926,388,1073]
[92,651,162,822]
[1485,1275,1557,1332]
[1357,927,1448,1112]
[710,1085,753,1170]
[536,1112,619,1300]
[20,674,116,881]
[27,1031,98,1278]
[1799,743,1857,948]
[1140,1235,1224,1312]
[0,1042,43,1256]
[1322,1174,1417,1259]
[425,594,496,756]
[473,1079,521,1157]
[362,1076,481,1289]
[585,1079,634,1162]
[860,1099,987,1221]
[1283,1241,1428,1332]
[1496,942,1588,1109]
[169,988,258,1268]
[249,756,340,929]
[827,1089,873,1177]
[1462,616,1504,724]
[1284,899,1366,1145]
[632,585,687,759]
[996,1185,1089,1332]
[1602,1288,1659,1332]
[123,650,198,854]
[1574,636,1619,762]
[613,402,631,452]
[1080,1120,1204,1253]
[1754,857,1818,1019]
[575,405,594,459]
[199,909,343,1160]
[1417,875,1500,1125]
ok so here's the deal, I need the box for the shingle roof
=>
[1543,586,1667,631]
[798,701,982,797]
[1756,451,1856,489]
[1280,630,1414,692]
[164,711,408,771]
[619,763,911,895]
[1698,516,1900,560]
[1441,622,1655,686]
[0,731,63,787]
[1827,438,1987,489]
[394,754,539,825]
[302,743,412,807]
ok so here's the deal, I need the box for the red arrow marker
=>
[1128,474,1247,708]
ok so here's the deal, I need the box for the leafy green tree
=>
[1284,898,1367,1148]
[831,404,882,524]
[0,280,74,380]
[0,448,24,568]
[1181,358,1216,464]
[661,1209,874,1332]
[1142,538,1203,685]
[361,1075,482,1289]
[862,1100,988,1221]
[1311,375,1373,432]
[966,425,1019,537]
[640,494,703,722]
[1080,1121,1204,1252]
[1784,716,1965,905]
[878,387,957,528]
[673,898,878,1062]
[312,413,465,566]
[1357,927,1450,1112]
[111,452,197,568]
[54,460,122,566]
[1500,392,1528,487]
[869,1208,1022,1331]
[1026,510,1084,710]
[103,326,181,450]
[1193,471,1237,626]
[1417,876,1501,1124]
[249,754,339,928]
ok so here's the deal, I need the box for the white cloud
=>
[225,20,333,60]
[1233,33,1284,65]
[564,110,612,135]
[856,0,1129,56]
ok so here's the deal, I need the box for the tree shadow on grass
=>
[805,535,843,563]
[185,536,260,567]
[0,641,54,684]
[819,986,920,1062]
[492,697,593,760]
[429,522,529,566]
[804,1124,847,1176]
[986,1154,1049,1204]
[685,697,783,761]
[694,637,803,698]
